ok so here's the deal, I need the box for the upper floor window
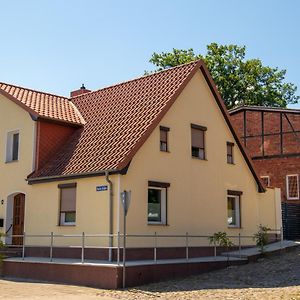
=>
[191,124,207,160]
[286,175,299,200]
[227,142,234,164]
[148,181,170,225]
[160,126,169,152]
[58,183,77,225]
[261,176,270,187]
[6,130,20,162]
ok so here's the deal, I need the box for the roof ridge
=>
[0,81,68,100]
[71,59,202,99]
[229,105,300,113]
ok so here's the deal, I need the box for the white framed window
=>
[58,183,77,225]
[148,182,169,225]
[260,176,270,187]
[227,195,241,228]
[6,130,20,162]
[286,175,299,200]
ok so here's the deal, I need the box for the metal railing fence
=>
[1,227,283,265]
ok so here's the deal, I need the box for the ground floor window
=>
[58,183,77,225]
[147,181,170,225]
[227,190,242,228]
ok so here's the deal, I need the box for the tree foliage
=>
[149,43,299,109]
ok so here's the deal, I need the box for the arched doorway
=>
[6,193,25,245]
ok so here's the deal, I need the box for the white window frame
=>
[227,195,240,228]
[147,186,167,225]
[60,212,76,226]
[5,130,20,163]
[286,174,299,200]
[260,176,270,187]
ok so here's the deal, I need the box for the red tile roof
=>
[29,61,200,179]
[20,60,264,192]
[0,82,85,125]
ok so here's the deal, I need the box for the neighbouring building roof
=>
[2,61,264,191]
[0,82,85,125]
[229,105,300,115]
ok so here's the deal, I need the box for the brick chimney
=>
[70,84,91,97]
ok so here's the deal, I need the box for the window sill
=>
[227,162,235,165]
[57,224,76,227]
[227,226,242,229]
[160,150,170,153]
[147,222,169,226]
[191,156,207,161]
[5,160,19,164]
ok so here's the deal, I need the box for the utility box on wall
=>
[0,218,4,228]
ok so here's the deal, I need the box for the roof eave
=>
[27,168,120,185]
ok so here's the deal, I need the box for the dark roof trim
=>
[28,169,120,185]
[229,105,300,116]
[199,64,265,193]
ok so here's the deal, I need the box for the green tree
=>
[149,43,299,109]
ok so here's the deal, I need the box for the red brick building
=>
[230,106,300,239]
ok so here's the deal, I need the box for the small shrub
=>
[0,233,5,262]
[209,231,234,264]
[209,232,234,248]
[253,224,271,254]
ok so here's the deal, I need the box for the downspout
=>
[105,171,113,262]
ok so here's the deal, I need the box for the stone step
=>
[0,247,22,258]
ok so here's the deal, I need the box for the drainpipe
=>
[105,171,113,262]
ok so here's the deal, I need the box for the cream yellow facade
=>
[0,70,282,249]
[0,94,35,239]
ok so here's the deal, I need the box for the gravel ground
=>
[1,247,300,299]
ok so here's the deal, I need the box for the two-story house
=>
[0,61,281,254]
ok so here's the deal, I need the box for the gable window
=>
[286,175,299,200]
[191,124,207,160]
[160,126,169,152]
[148,181,170,225]
[261,176,270,187]
[227,190,242,228]
[6,131,20,162]
[227,142,234,164]
[58,183,77,225]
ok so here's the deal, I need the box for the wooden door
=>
[12,194,25,246]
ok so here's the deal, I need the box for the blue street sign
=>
[96,185,108,192]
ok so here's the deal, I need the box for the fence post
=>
[50,232,54,262]
[22,232,26,261]
[214,241,217,259]
[185,232,189,261]
[81,232,85,264]
[238,233,241,258]
[154,232,157,263]
[117,231,120,265]
[280,227,283,250]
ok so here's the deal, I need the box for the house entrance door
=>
[12,193,25,246]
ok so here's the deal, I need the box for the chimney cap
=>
[81,84,86,90]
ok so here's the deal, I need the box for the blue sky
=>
[0,0,299,107]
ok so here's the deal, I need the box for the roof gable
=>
[0,82,85,125]
[23,61,264,192]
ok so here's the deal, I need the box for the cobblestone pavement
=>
[1,247,300,299]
